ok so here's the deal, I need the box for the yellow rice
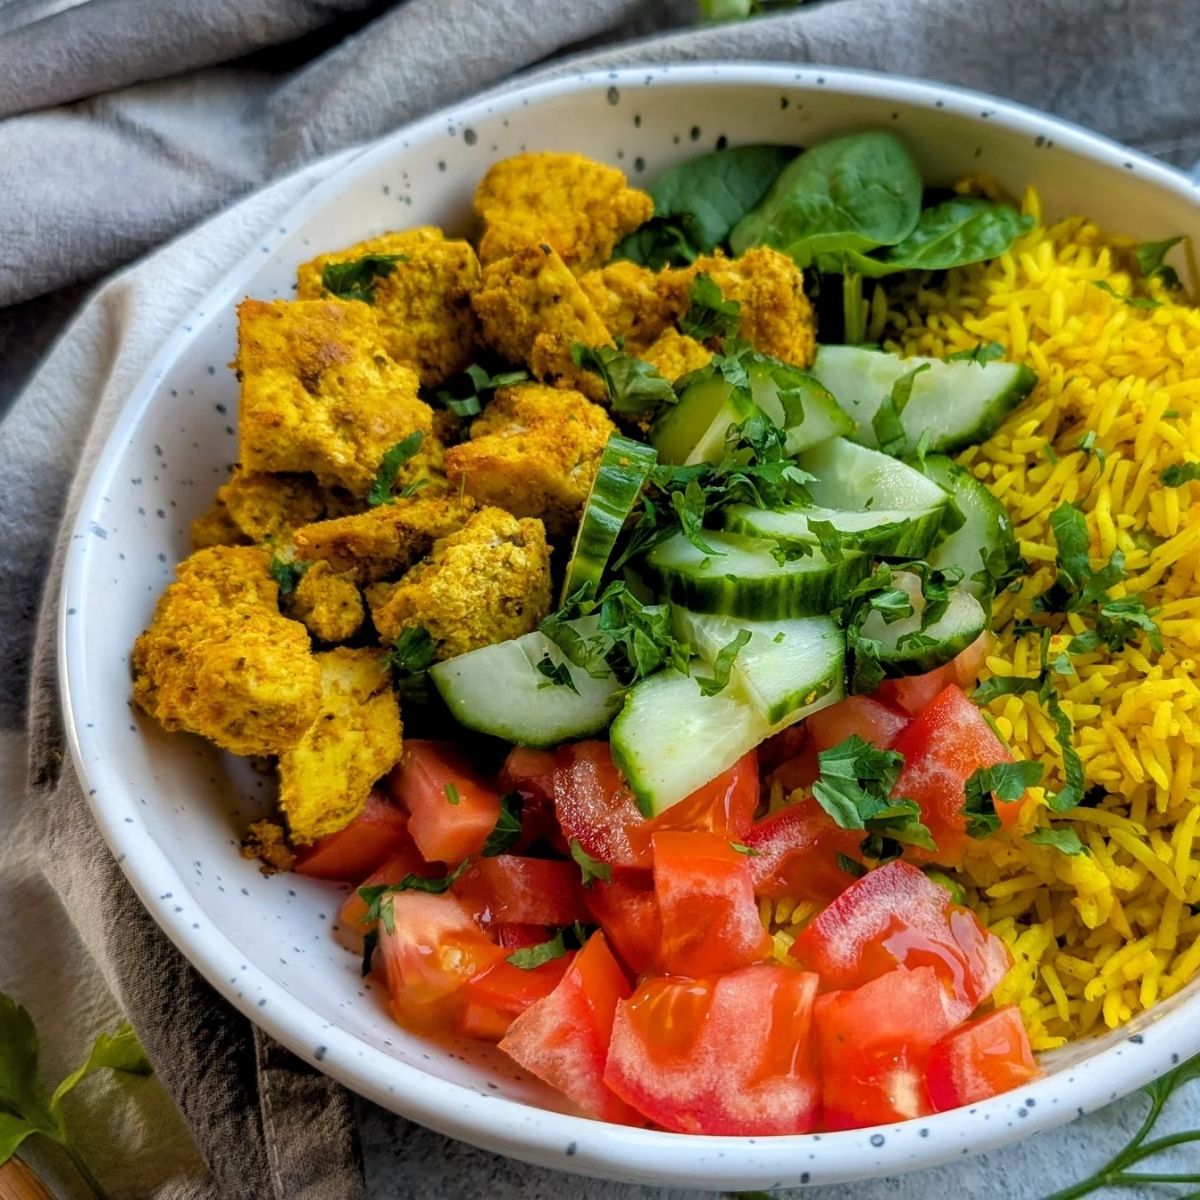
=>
[765,187,1200,1051]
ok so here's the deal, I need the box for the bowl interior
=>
[61,65,1200,1188]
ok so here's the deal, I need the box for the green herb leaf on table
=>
[694,629,752,697]
[535,654,580,694]
[368,431,425,506]
[482,792,523,857]
[679,273,742,341]
[1163,462,1200,487]
[962,760,1044,839]
[321,253,407,304]
[507,930,569,970]
[268,556,310,596]
[1135,235,1185,289]
[569,838,612,888]
[570,344,677,417]
[433,363,528,419]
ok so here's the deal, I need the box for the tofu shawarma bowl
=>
[62,66,1200,1186]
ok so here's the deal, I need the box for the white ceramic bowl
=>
[60,63,1200,1190]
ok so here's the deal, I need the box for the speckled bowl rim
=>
[60,62,1200,1190]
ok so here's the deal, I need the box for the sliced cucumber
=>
[810,345,1036,455]
[858,571,987,678]
[561,434,656,604]
[746,357,855,454]
[719,502,945,559]
[795,436,951,512]
[918,454,1018,600]
[650,373,757,466]
[610,669,772,816]
[641,531,871,619]
[672,608,846,726]
[430,618,622,747]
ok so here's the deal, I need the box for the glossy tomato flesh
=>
[790,860,1010,1022]
[742,798,863,903]
[926,1006,1040,1110]
[806,695,910,752]
[499,932,639,1123]
[584,875,661,977]
[498,745,562,850]
[338,844,438,929]
[452,854,588,927]
[293,790,412,882]
[604,964,821,1135]
[551,741,650,870]
[877,632,991,716]
[652,831,771,976]
[389,740,502,863]
[457,951,576,1042]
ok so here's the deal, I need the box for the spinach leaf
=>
[730,131,922,267]
[846,197,1032,277]
[614,144,797,268]
[1135,235,1185,288]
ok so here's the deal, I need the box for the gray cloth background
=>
[2,1,1200,1197]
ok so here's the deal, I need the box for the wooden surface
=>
[0,1158,53,1200]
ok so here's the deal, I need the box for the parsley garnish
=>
[811,735,936,860]
[694,629,752,697]
[444,782,461,806]
[535,654,580,694]
[571,343,676,417]
[962,760,1044,839]
[321,253,407,304]
[381,625,436,701]
[433,362,528,419]
[1025,826,1088,856]
[368,431,425,506]
[1135,235,1185,290]
[357,859,473,931]
[268,555,310,595]
[1163,462,1200,487]
[679,273,742,341]
[945,341,1005,365]
[569,838,612,888]
[836,852,867,879]
[507,930,569,970]
[482,792,523,857]
[872,363,930,455]
[1091,279,1161,310]
[729,841,762,857]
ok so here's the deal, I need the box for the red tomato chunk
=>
[926,1006,1040,1111]
[790,860,1010,1022]
[338,844,438,930]
[293,790,412,882]
[742,798,863,904]
[890,684,1024,865]
[500,932,639,1124]
[389,740,501,863]
[652,831,771,976]
[604,964,821,1135]
[584,876,661,977]
[453,855,588,927]
[806,695,910,752]
[877,632,991,716]
[815,966,955,1130]
[552,741,650,870]
[458,952,575,1043]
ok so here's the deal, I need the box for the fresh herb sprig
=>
[571,344,676,417]
[0,989,153,1198]
[368,431,426,506]
[268,555,310,596]
[381,625,436,702]
[679,273,742,341]
[321,253,407,304]
[433,363,528,419]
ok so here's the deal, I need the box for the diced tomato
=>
[551,741,650,870]
[890,683,1025,865]
[814,966,955,1130]
[499,932,639,1123]
[604,964,821,1135]
[742,798,864,903]
[457,951,576,1042]
[628,752,760,858]
[498,746,561,850]
[377,892,505,1032]
[806,695,910,752]
[652,831,771,976]
[496,923,551,950]
[926,1006,1040,1111]
[389,740,501,863]
[453,855,589,927]
[766,741,821,794]
[584,876,661,976]
[877,632,992,716]
[293,790,412,882]
[790,860,1010,1021]
[338,844,438,929]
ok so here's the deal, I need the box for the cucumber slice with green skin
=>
[671,608,846,726]
[561,434,657,604]
[794,436,951,512]
[650,373,758,466]
[746,358,855,454]
[719,502,945,559]
[918,454,1019,600]
[641,531,871,619]
[610,669,773,816]
[858,571,987,678]
[809,345,1036,455]
[430,618,622,747]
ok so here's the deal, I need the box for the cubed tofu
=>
[292,493,477,584]
[659,247,817,367]
[218,468,328,543]
[368,507,551,658]
[641,327,714,382]
[472,244,613,402]
[278,648,403,844]
[286,561,364,643]
[578,260,679,353]
[474,152,652,274]
[236,298,433,496]
[132,546,321,756]
[190,497,250,549]
[296,228,480,387]
[443,383,614,536]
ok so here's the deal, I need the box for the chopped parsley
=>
[506,929,569,970]
[569,838,612,888]
[321,253,407,304]
[1025,826,1088,856]
[836,852,867,879]
[433,362,528,419]
[444,782,461,806]
[481,792,523,857]
[1163,462,1200,487]
[694,629,752,697]
[962,760,1045,839]
[368,431,425,506]
[268,555,310,595]
[1091,280,1161,310]
[729,841,762,857]
[871,363,930,455]
[357,858,473,933]
[945,341,1005,365]
[381,625,436,701]
[679,273,742,341]
[570,343,676,417]
[535,654,579,694]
